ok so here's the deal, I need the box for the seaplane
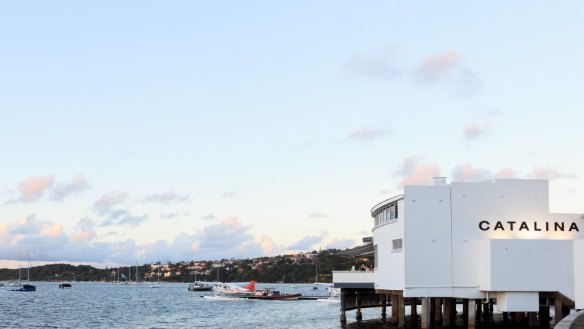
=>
[201,281,256,301]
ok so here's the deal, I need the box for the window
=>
[392,238,403,251]
[374,244,378,268]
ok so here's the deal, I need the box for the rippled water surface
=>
[0,282,381,328]
[0,282,556,328]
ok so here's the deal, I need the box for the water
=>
[0,282,556,328]
[0,282,380,328]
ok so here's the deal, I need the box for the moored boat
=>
[188,281,213,291]
[10,284,36,292]
[249,288,302,300]
[59,283,72,289]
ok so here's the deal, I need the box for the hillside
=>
[0,248,372,283]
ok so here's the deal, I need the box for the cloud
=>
[160,212,179,220]
[527,166,577,180]
[308,213,328,219]
[288,234,326,251]
[395,156,441,187]
[341,46,402,80]
[348,126,390,142]
[50,174,89,201]
[221,190,237,198]
[93,191,128,215]
[7,176,55,204]
[453,68,483,96]
[0,216,277,265]
[141,191,189,204]
[256,235,277,255]
[495,167,517,179]
[415,51,461,84]
[464,123,492,140]
[451,164,492,182]
[200,214,217,221]
[325,238,357,250]
[92,191,147,227]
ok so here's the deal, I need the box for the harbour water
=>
[0,282,555,328]
[0,282,373,328]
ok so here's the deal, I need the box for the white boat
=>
[316,296,340,304]
[202,295,245,301]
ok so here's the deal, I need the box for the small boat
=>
[188,281,213,291]
[10,254,36,292]
[202,294,245,301]
[249,289,302,300]
[10,284,36,292]
[59,283,72,289]
[316,296,340,304]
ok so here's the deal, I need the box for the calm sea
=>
[0,282,382,328]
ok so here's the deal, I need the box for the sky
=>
[1,1,583,268]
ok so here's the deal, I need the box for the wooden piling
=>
[468,299,476,329]
[340,290,346,323]
[421,297,431,329]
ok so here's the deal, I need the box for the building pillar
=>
[421,297,431,329]
[356,291,362,321]
[555,298,563,324]
[443,298,453,327]
[539,305,550,325]
[462,299,469,321]
[468,299,476,329]
[398,295,406,329]
[411,298,418,319]
[434,298,443,325]
[340,290,347,323]
[475,299,482,317]
[528,312,538,327]
[381,294,387,318]
[392,294,399,325]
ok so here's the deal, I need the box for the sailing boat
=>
[10,253,36,292]
[151,265,161,288]
[312,263,319,290]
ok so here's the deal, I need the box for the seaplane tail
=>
[243,280,255,291]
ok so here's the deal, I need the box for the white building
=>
[334,178,583,327]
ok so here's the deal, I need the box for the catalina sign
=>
[479,220,579,232]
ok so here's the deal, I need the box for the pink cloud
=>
[70,229,96,244]
[256,235,276,254]
[415,51,461,83]
[41,223,64,237]
[396,156,441,187]
[495,167,517,179]
[464,123,491,140]
[528,166,577,180]
[451,164,492,182]
[11,176,55,203]
[348,126,389,142]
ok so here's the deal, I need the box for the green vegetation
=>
[0,249,372,283]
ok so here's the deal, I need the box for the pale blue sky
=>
[1,1,583,267]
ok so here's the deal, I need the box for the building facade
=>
[371,178,583,311]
